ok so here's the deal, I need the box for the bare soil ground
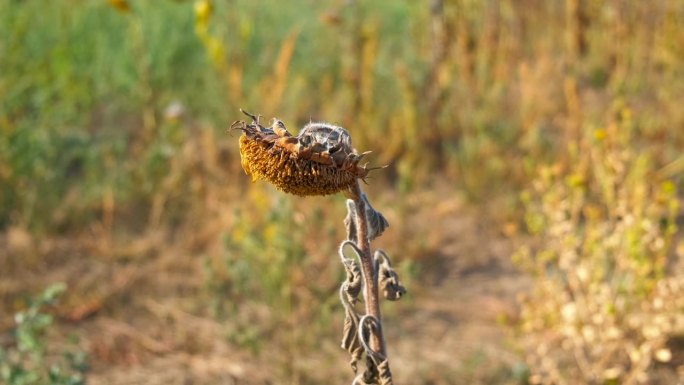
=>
[0,187,529,385]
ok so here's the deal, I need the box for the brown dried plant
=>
[231,110,405,384]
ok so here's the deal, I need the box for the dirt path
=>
[386,197,529,384]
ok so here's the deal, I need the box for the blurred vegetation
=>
[203,190,339,372]
[2,0,684,383]
[515,109,684,384]
[2,0,684,231]
[0,284,88,385]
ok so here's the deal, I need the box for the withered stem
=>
[349,181,387,357]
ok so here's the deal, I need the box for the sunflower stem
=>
[348,181,387,357]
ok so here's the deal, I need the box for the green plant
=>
[514,107,684,384]
[206,191,306,317]
[204,184,340,378]
[0,283,88,385]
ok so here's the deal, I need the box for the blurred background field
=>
[2,0,684,384]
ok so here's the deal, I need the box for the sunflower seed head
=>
[235,111,384,196]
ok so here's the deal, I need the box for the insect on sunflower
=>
[231,110,384,196]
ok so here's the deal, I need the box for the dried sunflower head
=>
[232,110,381,196]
